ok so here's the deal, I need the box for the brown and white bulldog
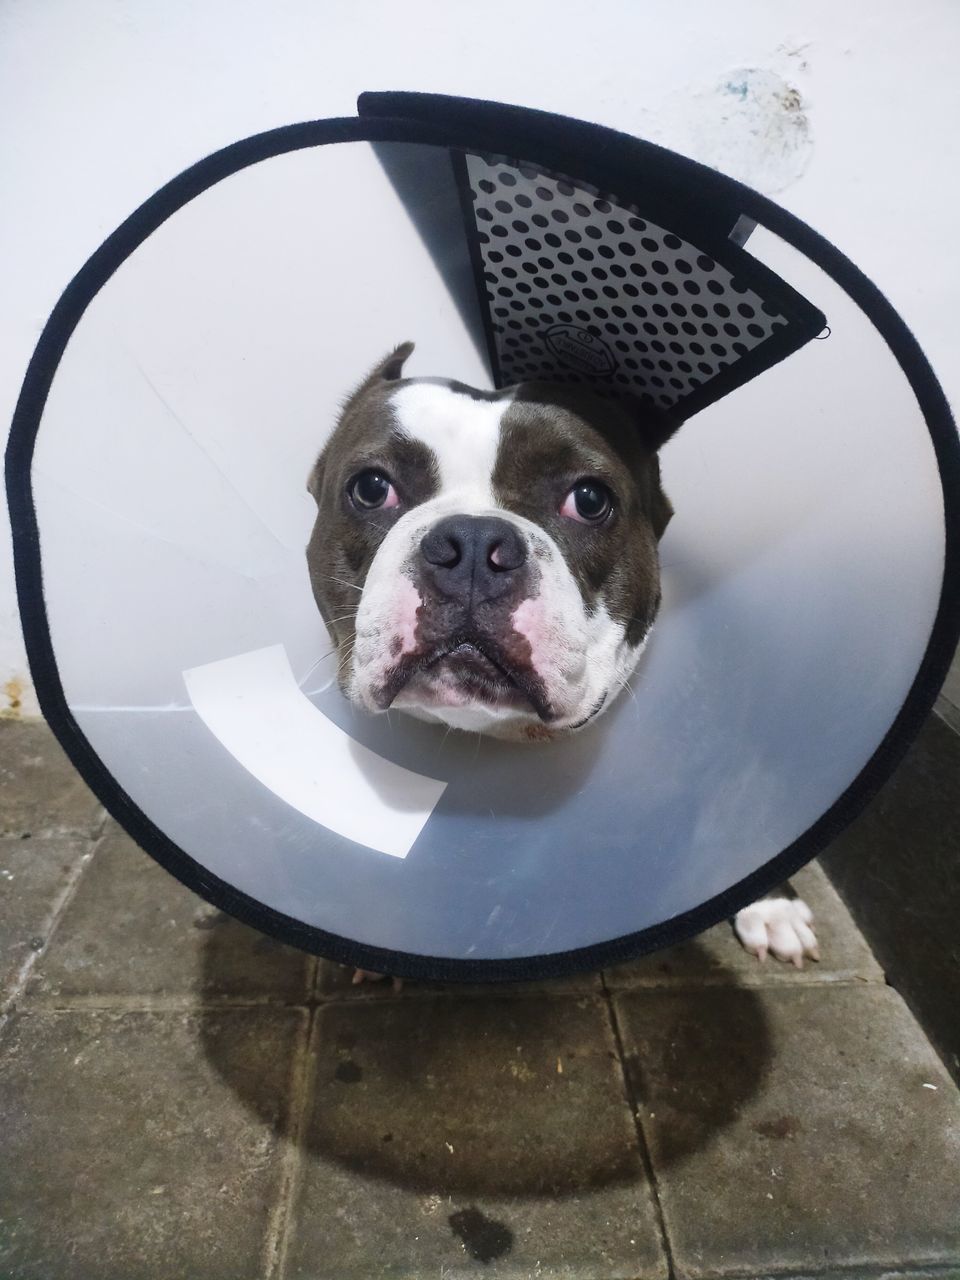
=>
[306,343,819,971]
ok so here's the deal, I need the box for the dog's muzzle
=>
[418,514,528,607]
[373,513,553,718]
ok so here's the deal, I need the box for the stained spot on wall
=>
[687,67,813,195]
[3,677,24,720]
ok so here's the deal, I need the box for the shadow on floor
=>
[822,712,960,1082]
[197,921,772,1197]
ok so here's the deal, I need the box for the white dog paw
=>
[734,898,819,968]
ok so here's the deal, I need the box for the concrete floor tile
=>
[0,720,103,838]
[615,985,960,1277]
[822,712,960,1080]
[0,834,91,1002]
[283,996,667,1279]
[604,861,882,989]
[935,644,960,731]
[27,821,314,1003]
[0,1006,304,1280]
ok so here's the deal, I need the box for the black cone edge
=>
[5,97,959,981]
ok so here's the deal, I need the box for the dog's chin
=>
[405,646,531,708]
[380,640,553,724]
[354,642,619,741]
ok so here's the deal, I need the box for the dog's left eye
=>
[560,480,613,524]
[348,469,399,510]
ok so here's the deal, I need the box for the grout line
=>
[0,823,106,842]
[262,1005,318,1280]
[0,826,104,1029]
[934,693,960,736]
[304,954,320,1004]
[315,971,883,997]
[311,980,606,1002]
[601,972,675,1280]
[24,995,318,1013]
[673,1260,960,1280]
[601,972,884,991]
[309,953,324,1001]
[15,972,885,1013]
[20,971,884,1014]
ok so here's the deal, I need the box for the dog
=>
[305,343,819,974]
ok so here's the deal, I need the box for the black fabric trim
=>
[6,101,960,982]
[449,149,504,385]
[446,140,823,423]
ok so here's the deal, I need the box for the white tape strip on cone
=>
[183,644,446,858]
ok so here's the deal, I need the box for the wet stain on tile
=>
[449,1206,513,1264]
[753,1114,803,1140]
[334,1059,362,1084]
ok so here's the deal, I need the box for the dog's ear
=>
[648,455,674,540]
[307,343,416,503]
[344,341,415,410]
[632,399,683,455]
[625,397,675,539]
[373,341,416,382]
[306,453,325,503]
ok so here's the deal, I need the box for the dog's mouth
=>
[377,636,553,721]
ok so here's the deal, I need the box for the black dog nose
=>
[419,515,527,605]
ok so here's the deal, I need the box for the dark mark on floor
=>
[334,1059,362,1084]
[449,1206,513,1264]
[753,1114,803,1139]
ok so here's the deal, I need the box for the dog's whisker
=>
[302,629,359,680]
[299,649,337,681]
[335,644,356,676]
[322,574,364,592]
[614,671,638,704]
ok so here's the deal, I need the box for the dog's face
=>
[306,344,672,738]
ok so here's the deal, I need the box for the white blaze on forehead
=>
[390,382,511,504]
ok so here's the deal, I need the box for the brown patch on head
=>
[495,383,672,646]
[305,341,438,654]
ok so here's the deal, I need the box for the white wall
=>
[2,0,958,717]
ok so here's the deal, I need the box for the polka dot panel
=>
[466,153,788,410]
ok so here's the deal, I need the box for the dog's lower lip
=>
[431,642,516,684]
[380,638,553,720]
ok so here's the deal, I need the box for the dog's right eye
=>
[560,479,613,524]
[348,469,399,510]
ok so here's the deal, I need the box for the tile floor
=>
[2,718,959,1280]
